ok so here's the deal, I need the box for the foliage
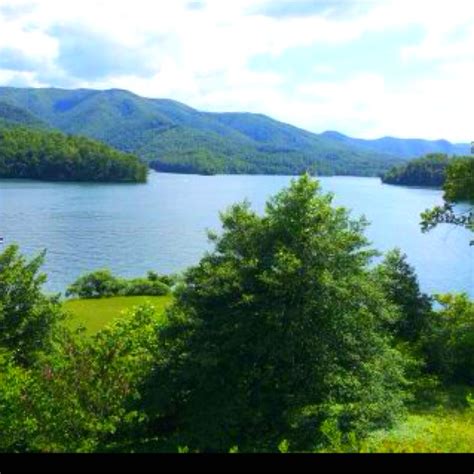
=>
[66,270,172,299]
[421,156,474,244]
[66,270,122,299]
[381,153,450,187]
[421,293,474,385]
[64,296,172,335]
[0,245,64,366]
[362,385,474,453]
[0,126,147,183]
[0,305,161,453]
[374,249,432,341]
[0,87,406,177]
[143,174,409,452]
[0,101,48,129]
[321,131,469,160]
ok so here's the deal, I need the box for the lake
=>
[0,171,472,297]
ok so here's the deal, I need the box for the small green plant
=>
[278,439,290,454]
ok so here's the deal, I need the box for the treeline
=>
[0,127,148,183]
[0,101,48,129]
[1,175,473,453]
[147,128,392,176]
[381,153,451,187]
[66,269,174,299]
[0,88,405,178]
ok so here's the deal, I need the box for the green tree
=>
[0,245,63,366]
[421,157,474,244]
[144,174,408,452]
[66,269,172,299]
[66,269,123,299]
[421,293,474,385]
[375,249,432,342]
[382,153,449,187]
[0,305,160,453]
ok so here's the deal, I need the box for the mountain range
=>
[0,86,470,176]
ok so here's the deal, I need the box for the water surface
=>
[0,172,472,296]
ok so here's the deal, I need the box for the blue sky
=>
[0,0,473,141]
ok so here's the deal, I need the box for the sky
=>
[0,0,473,142]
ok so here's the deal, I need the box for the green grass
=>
[64,295,173,335]
[364,411,474,453]
[63,296,474,453]
[364,385,474,453]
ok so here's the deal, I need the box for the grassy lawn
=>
[364,386,474,453]
[364,411,474,453]
[64,295,173,335]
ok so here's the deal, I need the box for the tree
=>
[66,269,172,299]
[375,249,432,342]
[0,245,63,366]
[421,157,474,244]
[0,305,160,453]
[421,293,474,385]
[66,269,122,299]
[144,174,408,452]
[381,153,449,187]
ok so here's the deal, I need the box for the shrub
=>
[66,269,122,299]
[120,278,170,297]
[0,305,160,453]
[422,293,474,384]
[0,245,64,366]
[66,270,171,299]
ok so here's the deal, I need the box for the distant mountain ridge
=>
[0,86,469,176]
[320,131,470,160]
[0,100,50,130]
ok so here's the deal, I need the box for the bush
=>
[422,293,474,384]
[0,305,160,453]
[66,270,122,299]
[120,278,170,297]
[375,249,432,342]
[66,270,172,299]
[0,245,64,366]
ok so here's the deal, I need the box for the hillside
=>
[0,87,403,176]
[381,153,450,187]
[0,101,50,130]
[0,87,469,177]
[321,131,470,160]
[0,126,148,183]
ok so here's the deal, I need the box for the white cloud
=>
[0,0,473,141]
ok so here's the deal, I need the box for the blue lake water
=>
[0,171,472,297]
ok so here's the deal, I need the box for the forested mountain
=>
[381,154,451,187]
[0,87,468,176]
[321,131,470,160]
[0,127,147,182]
[0,101,50,130]
[0,87,403,176]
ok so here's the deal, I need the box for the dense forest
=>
[1,87,471,177]
[0,127,148,183]
[0,101,50,130]
[0,87,413,176]
[381,153,451,187]
[1,173,473,454]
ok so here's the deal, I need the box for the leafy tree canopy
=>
[381,153,450,187]
[421,157,474,244]
[0,127,148,183]
[0,245,64,366]
[143,174,409,452]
